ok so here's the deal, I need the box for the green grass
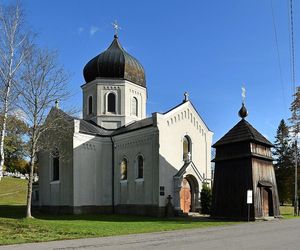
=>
[1,177,299,245]
[0,176,27,205]
[0,206,238,245]
[0,177,240,245]
[280,205,296,219]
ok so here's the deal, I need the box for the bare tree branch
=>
[19,46,72,218]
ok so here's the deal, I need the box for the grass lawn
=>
[0,177,27,205]
[0,206,239,245]
[0,177,240,245]
[0,177,296,246]
[279,205,296,218]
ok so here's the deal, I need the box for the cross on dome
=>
[112,20,121,37]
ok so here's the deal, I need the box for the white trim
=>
[135,178,144,182]
[50,180,60,185]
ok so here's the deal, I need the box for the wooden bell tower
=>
[211,104,280,220]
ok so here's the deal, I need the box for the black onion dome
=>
[83,35,146,87]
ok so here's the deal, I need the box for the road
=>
[1,218,300,250]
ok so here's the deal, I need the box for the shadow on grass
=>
[0,205,238,223]
[0,205,27,219]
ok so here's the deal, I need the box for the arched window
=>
[131,97,138,116]
[120,158,127,180]
[88,96,93,115]
[183,136,192,162]
[107,93,116,113]
[137,155,144,179]
[52,149,59,181]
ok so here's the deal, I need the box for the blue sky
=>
[12,0,299,143]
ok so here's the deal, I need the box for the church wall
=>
[81,79,147,130]
[82,82,97,121]
[124,80,147,124]
[73,132,113,211]
[155,102,213,208]
[37,127,74,208]
[112,126,159,214]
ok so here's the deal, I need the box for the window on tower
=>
[107,93,116,113]
[132,97,138,116]
[88,96,93,115]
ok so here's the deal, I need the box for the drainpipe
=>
[110,136,115,213]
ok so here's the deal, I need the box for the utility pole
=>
[295,139,298,216]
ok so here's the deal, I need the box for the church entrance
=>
[179,175,199,213]
[261,187,273,217]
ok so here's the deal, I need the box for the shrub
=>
[200,184,212,214]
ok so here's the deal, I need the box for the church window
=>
[137,155,144,179]
[120,158,128,180]
[107,93,116,113]
[52,149,59,181]
[88,96,93,115]
[183,136,192,162]
[131,97,138,116]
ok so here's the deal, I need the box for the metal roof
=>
[83,35,146,87]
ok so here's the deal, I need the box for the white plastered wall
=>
[155,101,213,208]
[81,79,147,129]
[112,126,159,206]
[72,130,113,207]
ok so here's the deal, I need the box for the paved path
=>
[1,218,300,250]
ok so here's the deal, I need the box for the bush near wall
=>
[200,184,212,214]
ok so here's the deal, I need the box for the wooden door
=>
[262,188,269,217]
[180,179,191,213]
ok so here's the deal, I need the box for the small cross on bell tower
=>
[239,85,248,119]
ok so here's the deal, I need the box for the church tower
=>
[81,34,147,129]
[211,104,280,220]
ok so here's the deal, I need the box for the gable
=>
[174,161,205,182]
[162,101,212,134]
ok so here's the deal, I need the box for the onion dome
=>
[83,35,146,87]
[238,103,248,119]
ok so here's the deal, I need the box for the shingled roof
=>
[213,119,273,147]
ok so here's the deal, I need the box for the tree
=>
[0,114,28,173]
[290,87,300,213]
[0,2,32,180]
[273,119,294,204]
[20,46,70,218]
[200,183,212,214]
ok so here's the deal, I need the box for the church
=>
[33,33,213,216]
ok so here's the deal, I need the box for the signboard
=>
[247,190,253,204]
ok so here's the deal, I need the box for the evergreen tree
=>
[273,119,294,204]
[200,184,212,214]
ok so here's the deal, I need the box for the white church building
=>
[34,34,213,216]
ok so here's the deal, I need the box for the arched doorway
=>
[261,187,274,217]
[180,175,199,213]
